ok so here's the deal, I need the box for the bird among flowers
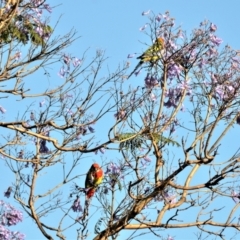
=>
[83,163,104,220]
[85,163,104,198]
[127,37,165,79]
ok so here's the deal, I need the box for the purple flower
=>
[72,57,81,67]
[210,23,217,32]
[0,224,25,240]
[13,51,21,61]
[155,14,161,22]
[134,69,141,76]
[23,120,30,127]
[167,63,182,79]
[18,150,24,159]
[114,110,126,120]
[105,163,121,176]
[75,134,81,140]
[168,40,177,50]
[43,31,51,42]
[72,196,82,212]
[141,156,151,168]
[0,203,23,226]
[63,54,71,65]
[178,81,191,91]
[78,126,87,135]
[142,10,150,16]
[33,7,42,17]
[232,57,240,64]
[144,75,159,88]
[127,53,136,58]
[215,85,224,100]
[60,93,73,101]
[143,155,151,162]
[139,24,148,31]
[150,93,157,102]
[210,34,223,46]
[0,201,25,239]
[35,26,43,36]
[0,105,6,114]
[4,187,12,198]
[43,3,52,13]
[226,85,234,95]
[163,191,176,204]
[197,58,206,68]
[39,140,50,154]
[162,13,170,20]
[210,73,218,83]
[144,187,150,194]
[39,99,45,107]
[207,47,218,58]
[167,235,174,240]
[88,126,95,133]
[164,88,182,108]
[30,112,35,121]
[177,30,184,39]
[113,213,120,221]
[42,128,50,137]
[66,109,73,116]
[99,148,105,154]
[58,66,66,78]
[231,191,240,203]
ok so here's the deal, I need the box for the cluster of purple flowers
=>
[104,162,125,191]
[58,54,81,78]
[77,125,95,137]
[95,148,105,155]
[105,162,122,177]
[114,109,126,120]
[71,196,82,212]
[164,88,182,108]
[0,200,25,240]
[39,128,50,154]
[144,75,159,89]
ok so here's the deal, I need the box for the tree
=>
[1,1,240,239]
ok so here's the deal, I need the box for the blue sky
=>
[1,1,240,239]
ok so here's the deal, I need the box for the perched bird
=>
[128,37,165,79]
[83,163,104,220]
[85,163,104,198]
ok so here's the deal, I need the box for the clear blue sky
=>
[1,1,240,239]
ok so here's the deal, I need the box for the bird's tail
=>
[82,188,95,220]
[127,61,143,79]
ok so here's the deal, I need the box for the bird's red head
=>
[92,163,100,169]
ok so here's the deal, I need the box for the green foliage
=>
[119,133,143,151]
[0,16,53,46]
[119,132,180,151]
[152,134,181,147]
